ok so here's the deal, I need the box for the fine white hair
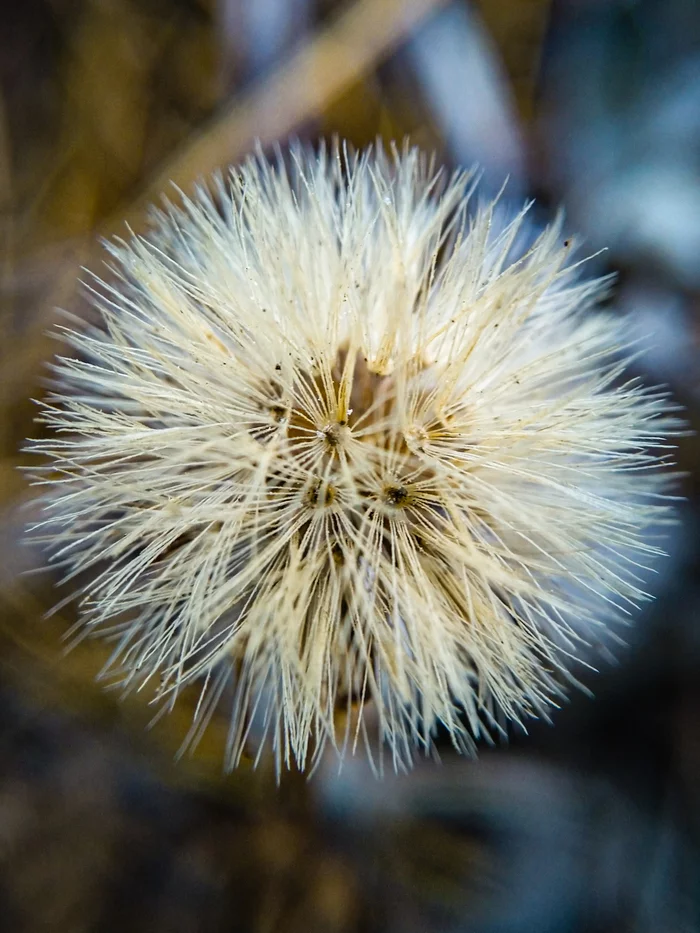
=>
[28,141,679,774]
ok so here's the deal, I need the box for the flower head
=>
[29,143,677,773]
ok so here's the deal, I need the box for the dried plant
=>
[27,143,678,773]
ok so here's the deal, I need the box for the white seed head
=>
[28,142,679,773]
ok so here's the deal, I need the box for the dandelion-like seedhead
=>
[29,143,678,773]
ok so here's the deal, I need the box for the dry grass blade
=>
[109,0,451,234]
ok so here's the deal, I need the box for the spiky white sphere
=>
[30,143,677,773]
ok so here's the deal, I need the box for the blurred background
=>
[2,0,700,930]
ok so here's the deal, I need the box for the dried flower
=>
[29,143,678,773]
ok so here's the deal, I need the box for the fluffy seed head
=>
[29,143,678,773]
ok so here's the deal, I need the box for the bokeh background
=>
[2,0,700,930]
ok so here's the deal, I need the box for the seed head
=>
[29,143,678,773]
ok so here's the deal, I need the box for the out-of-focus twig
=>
[108,0,450,234]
